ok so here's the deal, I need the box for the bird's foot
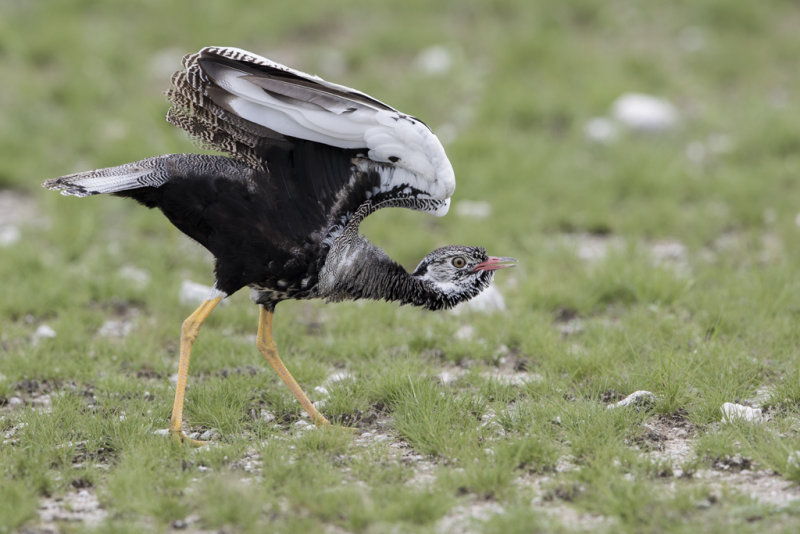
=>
[311,413,331,427]
[169,428,209,447]
[306,413,360,433]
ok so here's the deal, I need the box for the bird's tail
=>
[42,155,174,197]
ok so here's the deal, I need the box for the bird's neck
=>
[320,237,449,310]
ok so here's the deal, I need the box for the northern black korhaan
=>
[44,47,516,444]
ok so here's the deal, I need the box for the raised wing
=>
[167,46,455,216]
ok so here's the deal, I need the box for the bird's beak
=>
[472,256,517,272]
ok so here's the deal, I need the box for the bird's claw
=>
[170,429,209,447]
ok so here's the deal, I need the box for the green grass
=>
[3,0,800,532]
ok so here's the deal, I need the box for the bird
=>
[44,46,516,444]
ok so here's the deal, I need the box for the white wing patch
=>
[199,47,456,204]
[354,160,452,216]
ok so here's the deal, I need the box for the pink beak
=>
[472,256,517,272]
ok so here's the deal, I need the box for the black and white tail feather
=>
[46,156,174,198]
[45,46,455,216]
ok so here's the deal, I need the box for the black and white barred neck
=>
[318,241,510,311]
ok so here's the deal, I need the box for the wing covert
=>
[167,46,456,218]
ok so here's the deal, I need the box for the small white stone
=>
[452,284,507,315]
[0,225,20,246]
[721,402,763,423]
[260,410,275,423]
[567,233,625,263]
[198,429,218,441]
[707,133,733,154]
[607,390,656,409]
[611,93,678,132]
[118,265,151,289]
[685,141,706,164]
[179,280,214,306]
[454,325,474,341]
[583,117,619,143]
[33,324,57,345]
[169,374,179,387]
[325,371,353,385]
[454,200,492,219]
[35,324,57,338]
[97,319,134,338]
[650,240,687,263]
[436,369,461,385]
[481,371,537,387]
[314,386,330,397]
[31,394,52,410]
[556,318,584,336]
[7,396,24,407]
[686,134,733,165]
[414,45,452,76]
[152,428,170,436]
[293,420,312,431]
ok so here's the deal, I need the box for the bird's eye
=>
[451,256,467,269]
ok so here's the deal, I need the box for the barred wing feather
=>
[174,47,455,210]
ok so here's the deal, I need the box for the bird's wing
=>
[168,46,455,217]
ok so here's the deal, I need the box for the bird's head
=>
[411,245,516,310]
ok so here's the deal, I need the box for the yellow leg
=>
[257,306,330,426]
[169,297,222,445]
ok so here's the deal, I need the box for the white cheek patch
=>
[430,280,460,294]
[418,267,460,293]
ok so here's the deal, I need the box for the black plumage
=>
[44,47,515,442]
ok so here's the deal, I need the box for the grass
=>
[3,0,800,532]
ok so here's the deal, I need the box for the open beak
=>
[473,256,517,272]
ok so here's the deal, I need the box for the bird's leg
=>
[256,305,330,426]
[169,296,222,445]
